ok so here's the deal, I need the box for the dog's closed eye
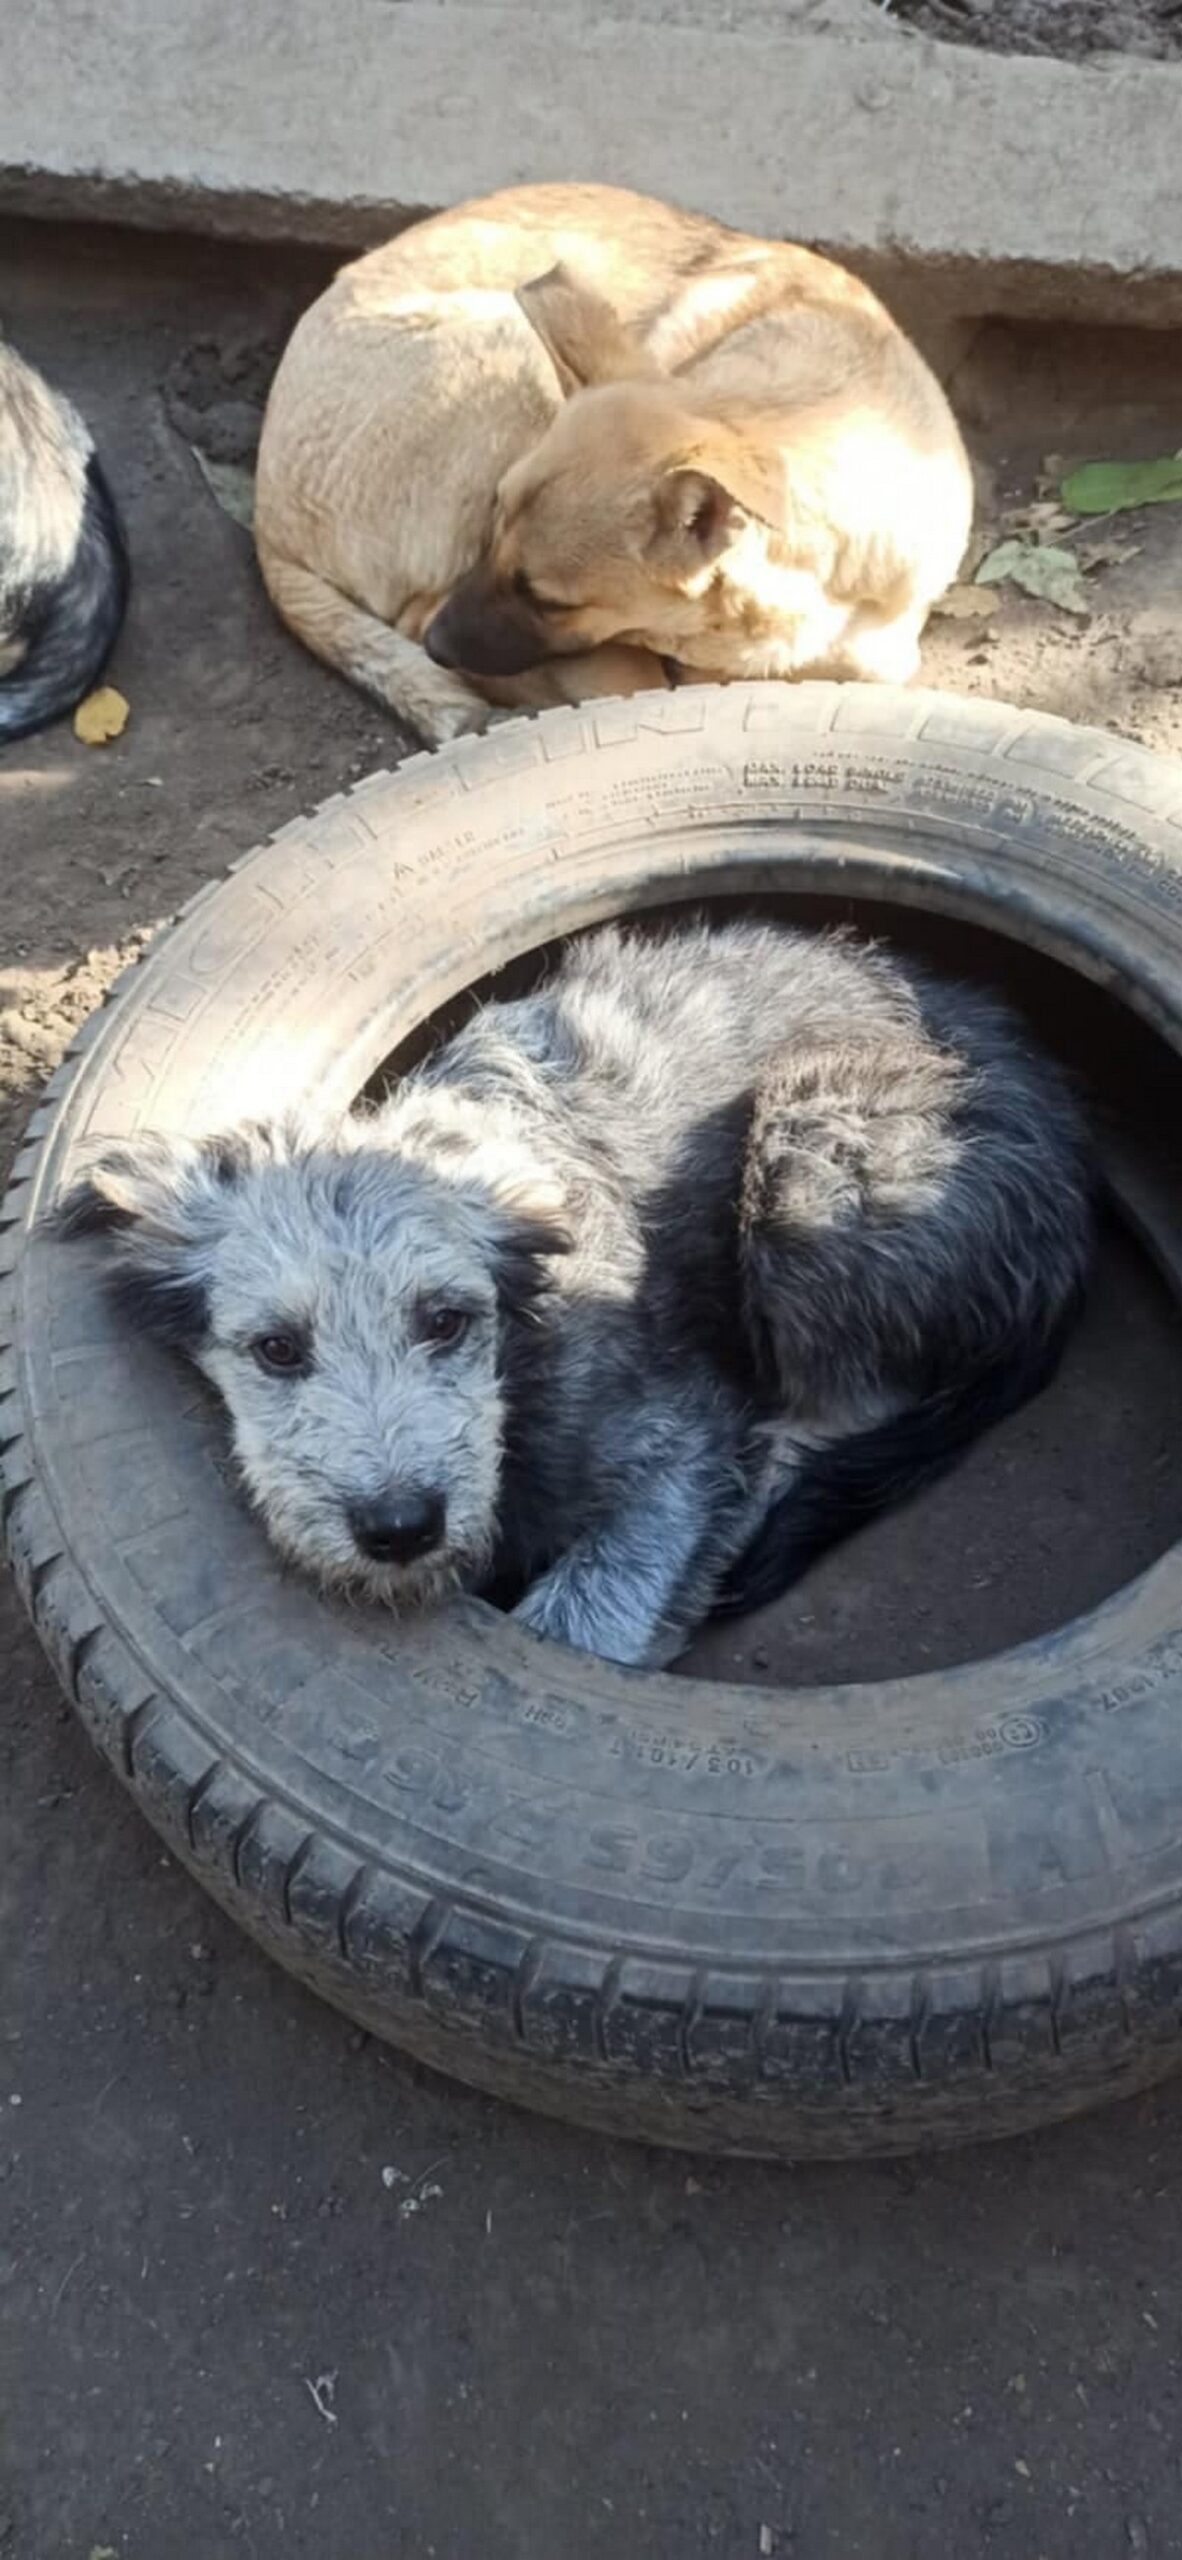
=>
[512,570,568,614]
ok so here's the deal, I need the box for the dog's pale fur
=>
[61,922,1091,1669]
[255,184,973,746]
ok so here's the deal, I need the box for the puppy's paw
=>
[511,1577,572,1648]
[386,659,497,748]
[512,1570,680,1670]
[422,693,498,747]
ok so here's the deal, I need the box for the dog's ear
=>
[517,263,659,396]
[57,1128,272,1238]
[481,1155,568,1233]
[646,442,786,576]
[56,1127,278,1352]
[490,1208,573,1322]
[478,1154,573,1319]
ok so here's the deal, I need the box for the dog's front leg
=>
[511,1404,763,1670]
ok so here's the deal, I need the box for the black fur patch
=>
[107,1261,211,1353]
[492,1215,573,1322]
[207,1129,261,1186]
[714,1304,1082,1619]
[54,1171,211,1351]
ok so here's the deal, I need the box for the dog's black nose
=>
[423,610,458,669]
[349,1492,446,1566]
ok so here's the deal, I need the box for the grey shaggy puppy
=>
[61,920,1093,1668]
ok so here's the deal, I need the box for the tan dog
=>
[256,183,972,747]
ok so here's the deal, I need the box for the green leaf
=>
[974,539,1089,617]
[191,448,255,530]
[1060,455,1182,516]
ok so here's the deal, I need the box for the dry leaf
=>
[1077,536,1142,572]
[974,540,1090,618]
[73,685,130,746]
[932,584,999,622]
[1006,499,1076,542]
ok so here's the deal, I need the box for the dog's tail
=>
[715,1307,1080,1621]
[0,454,130,744]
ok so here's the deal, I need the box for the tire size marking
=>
[523,1697,759,1779]
[366,1733,995,1909]
[846,1715,1047,1776]
[1093,1630,1182,1717]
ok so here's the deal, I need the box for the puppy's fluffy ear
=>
[478,1153,573,1320]
[58,1127,274,1239]
[56,1125,279,1351]
[647,443,785,575]
[480,1153,569,1234]
[490,1210,572,1321]
[517,263,660,396]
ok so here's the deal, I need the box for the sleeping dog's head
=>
[424,264,785,681]
[58,1117,569,1608]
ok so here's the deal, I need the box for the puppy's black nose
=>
[349,1492,446,1566]
[423,609,458,668]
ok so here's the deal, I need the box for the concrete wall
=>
[1,0,1179,326]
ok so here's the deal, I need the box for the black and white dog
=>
[1,338,129,743]
[62,920,1093,1666]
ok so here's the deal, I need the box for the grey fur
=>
[1,338,129,742]
[59,921,1094,1667]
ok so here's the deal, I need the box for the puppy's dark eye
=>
[420,1305,470,1352]
[252,1330,308,1376]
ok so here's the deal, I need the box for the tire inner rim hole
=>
[362,887,1182,1696]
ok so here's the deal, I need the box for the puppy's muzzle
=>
[425,572,553,677]
[348,1490,446,1566]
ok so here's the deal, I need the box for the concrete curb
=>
[1,0,1179,327]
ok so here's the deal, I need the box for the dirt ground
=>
[891,0,1182,61]
[5,216,1182,2559]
